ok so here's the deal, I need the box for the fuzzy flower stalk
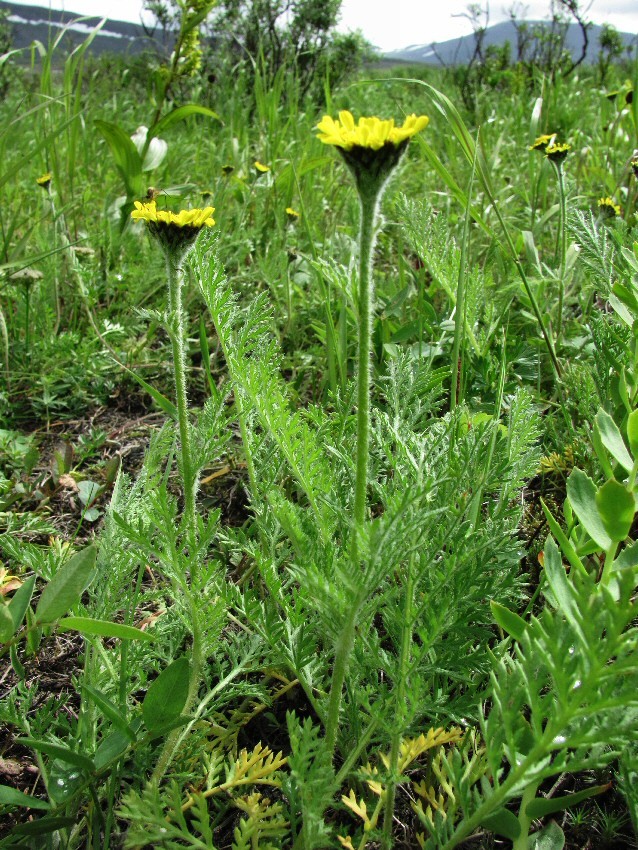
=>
[131,199,215,781]
[316,111,428,762]
[132,200,215,544]
[530,134,571,343]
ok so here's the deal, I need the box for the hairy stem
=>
[555,162,567,344]
[166,255,198,557]
[151,251,203,784]
[325,183,380,759]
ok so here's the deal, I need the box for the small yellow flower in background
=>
[36,172,52,188]
[545,142,570,164]
[630,150,638,177]
[529,133,556,152]
[131,200,215,259]
[286,207,300,220]
[316,111,429,151]
[254,161,270,174]
[221,164,235,175]
[597,196,622,218]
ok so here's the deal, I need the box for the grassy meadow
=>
[0,12,638,849]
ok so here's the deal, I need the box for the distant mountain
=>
[384,20,638,66]
[0,0,170,56]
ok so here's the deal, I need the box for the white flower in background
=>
[131,126,168,172]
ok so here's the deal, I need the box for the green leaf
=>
[594,409,633,473]
[490,600,527,641]
[26,606,42,655]
[0,603,14,643]
[48,759,86,806]
[566,468,611,550]
[142,657,190,730]
[82,685,136,740]
[526,783,611,818]
[94,729,133,771]
[528,820,565,850]
[77,480,101,508]
[141,715,192,742]
[0,784,50,810]
[58,616,154,642]
[614,539,638,569]
[95,119,143,198]
[543,536,579,628]
[11,816,77,836]
[16,738,95,773]
[596,479,635,543]
[8,574,36,631]
[150,104,220,139]
[35,545,97,624]
[627,409,638,458]
[540,500,587,578]
[481,808,521,840]
[119,362,177,420]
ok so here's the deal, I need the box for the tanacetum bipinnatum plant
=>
[1,33,637,850]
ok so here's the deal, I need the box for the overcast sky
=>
[8,0,638,52]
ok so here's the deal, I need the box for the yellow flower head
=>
[597,196,621,218]
[285,207,300,219]
[131,200,215,228]
[37,172,52,188]
[316,111,429,152]
[316,111,429,197]
[131,200,215,258]
[529,134,557,152]
[545,142,570,164]
[221,164,235,176]
[254,161,270,173]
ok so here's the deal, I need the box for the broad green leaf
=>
[540,499,587,578]
[481,808,521,840]
[0,784,50,810]
[490,601,527,641]
[150,104,220,139]
[35,545,97,625]
[142,657,190,730]
[526,783,611,818]
[628,409,638,458]
[528,820,565,850]
[48,759,86,806]
[141,715,192,742]
[0,604,14,643]
[596,479,635,543]
[614,539,638,569]
[11,816,77,836]
[566,468,611,550]
[95,119,143,198]
[77,480,101,507]
[595,409,633,473]
[8,574,36,631]
[58,616,154,642]
[543,536,579,628]
[16,738,95,772]
[94,729,132,771]
[82,685,136,740]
